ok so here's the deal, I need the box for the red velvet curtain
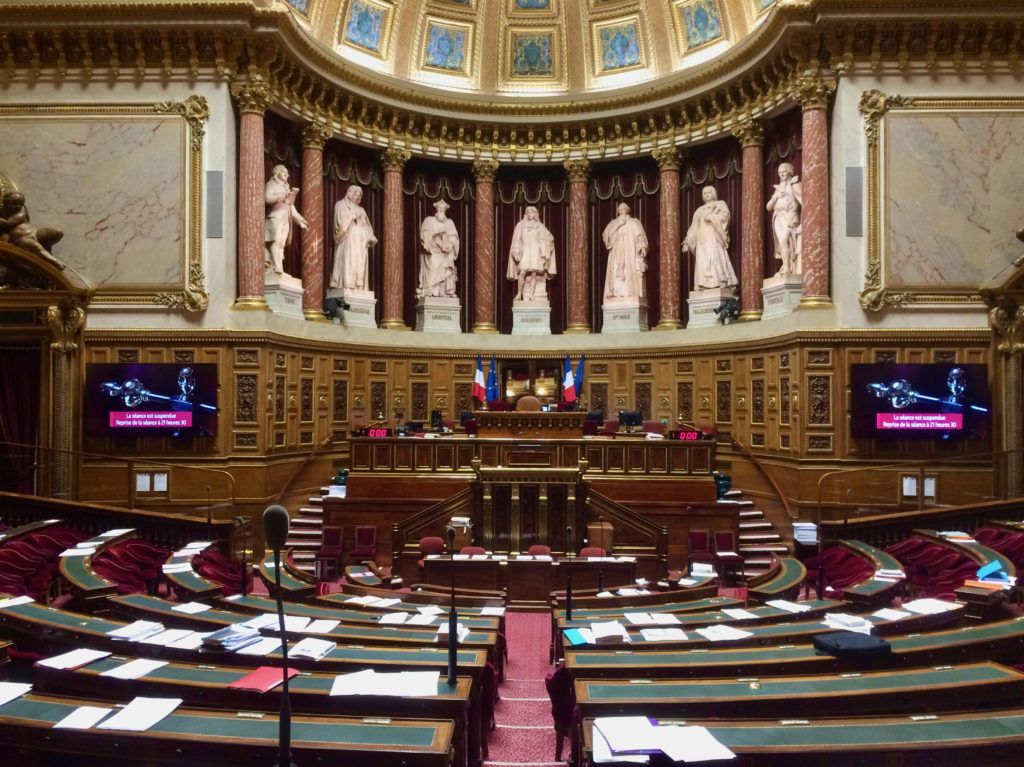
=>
[682,138,743,324]
[263,112,304,279]
[0,345,40,493]
[495,170,569,334]
[588,159,662,330]
[322,140,385,318]
[762,108,804,279]
[402,159,476,331]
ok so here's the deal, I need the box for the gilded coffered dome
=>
[273,0,778,101]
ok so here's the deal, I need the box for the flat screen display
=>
[849,363,989,440]
[84,363,218,437]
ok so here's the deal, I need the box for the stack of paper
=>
[291,637,336,660]
[902,598,961,615]
[691,563,716,576]
[875,568,905,580]
[106,621,165,642]
[695,624,753,642]
[594,716,735,763]
[202,624,262,651]
[436,622,470,644]
[480,606,505,617]
[766,599,811,613]
[305,619,340,634]
[54,706,113,730]
[240,613,279,630]
[329,669,440,698]
[170,602,211,614]
[99,528,134,538]
[721,608,758,620]
[234,637,282,656]
[823,613,873,635]
[99,659,168,680]
[0,682,33,706]
[649,613,681,625]
[407,614,437,626]
[591,620,630,645]
[624,612,656,626]
[793,522,818,544]
[139,628,199,647]
[96,697,182,731]
[36,649,111,670]
[0,595,34,610]
[171,541,212,558]
[640,628,687,642]
[418,604,444,616]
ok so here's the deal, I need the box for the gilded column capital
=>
[231,79,272,114]
[984,294,1024,355]
[472,158,500,182]
[563,158,591,182]
[732,117,764,148]
[652,146,681,172]
[381,145,411,172]
[47,303,85,353]
[791,71,837,111]
[302,118,333,150]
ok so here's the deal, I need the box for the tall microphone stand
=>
[446,525,458,685]
[273,546,296,767]
[597,515,605,593]
[564,525,573,622]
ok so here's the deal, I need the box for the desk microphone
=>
[564,525,573,622]
[445,525,458,684]
[263,504,297,767]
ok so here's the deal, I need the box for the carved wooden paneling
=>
[235,349,258,366]
[751,432,765,447]
[333,358,348,372]
[235,374,258,424]
[455,382,473,415]
[716,359,731,372]
[453,363,472,376]
[591,382,608,414]
[807,434,833,452]
[274,375,285,423]
[716,380,731,423]
[808,374,832,426]
[875,350,898,363]
[412,362,429,375]
[370,380,387,419]
[275,353,285,367]
[678,360,693,374]
[234,431,257,449]
[634,362,652,375]
[371,361,387,374]
[590,363,608,375]
[807,349,831,366]
[751,379,764,424]
[300,430,313,445]
[678,381,693,423]
[274,431,285,446]
[780,377,790,424]
[934,350,957,363]
[173,350,194,364]
[779,352,790,369]
[411,381,428,421]
[635,382,651,418]
[780,433,790,449]
[301,355,313,370]
[332,379,348,422]
[118,349,138,363]
[301,378,313,421]
[751,356,764,371]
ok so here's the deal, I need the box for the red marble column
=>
[794,75,836,307]
[733,118,765,321]
[232,82,271,310]
[472,159,499,334]
[301,119,332,321]
[564,159,591,333]
[652,147,682,329]
[380,146,411,329]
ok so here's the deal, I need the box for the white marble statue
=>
[602,202,648,300]
[683,185,737,290]
[263,164,308,276]
[766,162,803,276]
[507,205,556,302]
[331,184,377,291]
[417,199,460,299]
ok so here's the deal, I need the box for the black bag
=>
[813,630,892,658]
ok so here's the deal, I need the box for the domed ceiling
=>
[275,0,776,101]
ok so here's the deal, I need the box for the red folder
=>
[226,665,297,692]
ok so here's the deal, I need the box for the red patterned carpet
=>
[487,611,565,766]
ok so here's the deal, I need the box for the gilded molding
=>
[858,89,914,147]
[47,302,85,353]
[563,158,591,182]
[153,95,210,152]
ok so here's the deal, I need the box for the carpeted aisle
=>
[486,611,565,766]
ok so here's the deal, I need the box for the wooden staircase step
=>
[739,521,772,530]
[738,509,764,518]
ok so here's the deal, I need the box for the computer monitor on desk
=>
[618,410,643,432]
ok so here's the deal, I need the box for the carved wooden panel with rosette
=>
[779,352,790,369]
[678,360,693,374]
[780,378,790,424]
[716,359,731,372]
[412,363,429,375]
[234,432,257,449]
[591,363,608,376]
[371,361,387,374]
[332,380,347,422]
[275,353,286,368]
[455,382,472,415]
[275,376,285,423]
[591,383,608,414]
[334,358,348,372]
[301,379,313,422]
[716,380,731,424]
[454,363,472,376]
[751,356,764,371]
[411,382,428,420]
[752,379,764,424]
[751,433,765,447]
[235,349,258,366]
[807,350,831,366]
[635,382,651,419]
[301,356,313,370]
[678,381,693,422]
[808,375,832,426]
[235,374,258,424]
[370,381,386,418]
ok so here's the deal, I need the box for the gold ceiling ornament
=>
[154,95,210,151]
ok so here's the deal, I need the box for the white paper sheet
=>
[305,619,340,634]
[407,614,437,626]
[594,716,658,754]
[330,669,376,696]
[99,659,168,680]
[291,637,336,660]
[234,637,281,657]
[139,629,197,647]
[165,631,211,650]
[240,613,279,630]
[902,598,960,615]
[640,628,687,642]
[53,706,113,730]
[36,648,111,670]
[418,604,444,616]
[873,607,912,621]
[624,613,656,626]
[721,608,757,620]
[170,602,211,614]
[96,697,182,732]
[656,725,736,762]
[765,599,811,613]
[60,548,95,557]
[480,606,506,616]
[695,624,753,641]
[0,682,32,707]
[379,612,409,625]
[0,595,34,609]
[106,621,165,641]
[649,613,681,625]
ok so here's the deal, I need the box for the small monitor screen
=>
[618,410,643,429]
[430,410,443,429]
[586,410,604,426]
[85,363,218,437]
[849,363,989,440]
[459,411,474,427]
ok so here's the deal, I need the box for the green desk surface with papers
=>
[161,553,221,600]
[582,709,1024,766]
[554,595,739,622]
[566,616,1024,678]
[0,692,453,767]
[574,662,1024,719]
[34,656,477,767]
[746,557,807,602]
[257,553,316,600]
[558,598,844,630]
[837,540,906,607]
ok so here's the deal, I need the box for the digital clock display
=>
[361,427,392,437]
[670,429,701,440]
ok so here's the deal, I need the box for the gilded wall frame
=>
[859,91,1024,311]
[0,97,208,312]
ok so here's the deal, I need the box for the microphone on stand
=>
[263,504,297,767]
[597,515,605,593]
[564,525,573,622]
[445,525,458,685]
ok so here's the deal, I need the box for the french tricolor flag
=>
[562,355,576,403]
[473,355,486,401]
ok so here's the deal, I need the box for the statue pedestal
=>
[601,297,648,333]
[327,288,377,328]
[264,272,304,320]
[511,300,551,335]
[761,273,803,319]
[415,296,462,333]
[687,286,736,328]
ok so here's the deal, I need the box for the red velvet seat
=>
[349,524,377,562]
[579,546,606,558]
[527,544,551,556]
[315,526,344,582]
[460,545,486,556]
[418,536,445,568]
[544,664,575,762]
[713,530,745,582]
